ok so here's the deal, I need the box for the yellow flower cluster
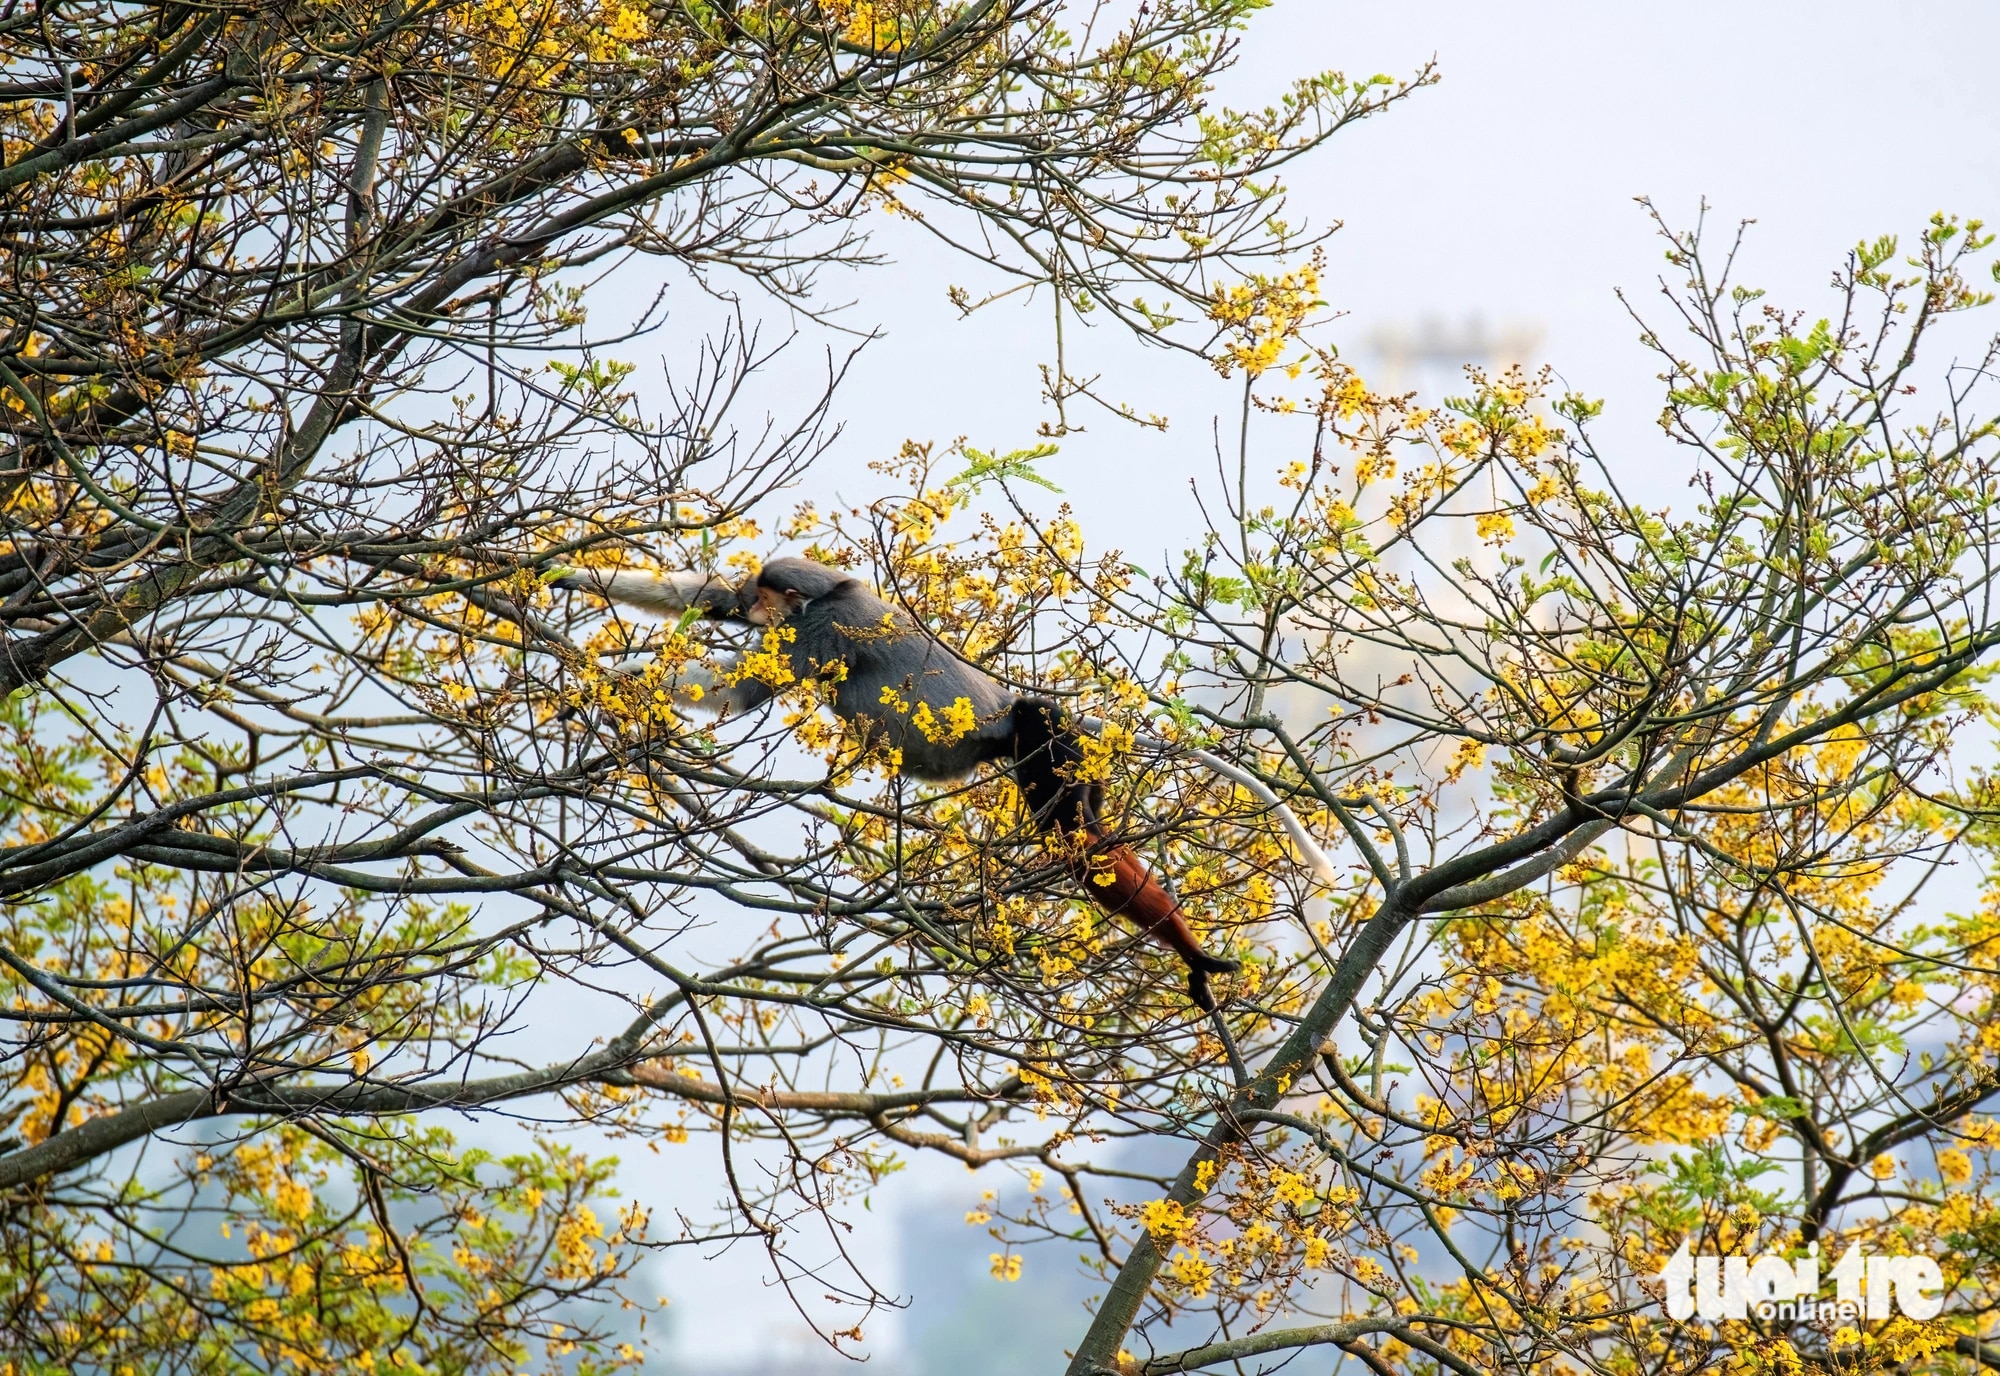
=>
[1209,257,1325,380]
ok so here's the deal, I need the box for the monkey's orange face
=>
[746,585,803,626]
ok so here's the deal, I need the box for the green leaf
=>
[948,443,1063,493]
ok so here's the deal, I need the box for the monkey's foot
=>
[1185,952,1240,1013]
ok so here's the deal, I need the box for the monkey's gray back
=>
[791,585,1015,780]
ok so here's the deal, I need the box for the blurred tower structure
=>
[1363,316,1543,397]
[1255,315,1547,730]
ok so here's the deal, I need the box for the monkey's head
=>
[748,556,856,625]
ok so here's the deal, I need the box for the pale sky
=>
[594,4,2000,1365]
[803,1,2000,548]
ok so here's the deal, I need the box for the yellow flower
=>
[1170,1250,1214,1297]
[1445,738,1486,781]
[1270,1169,1315,1208]
[989,1253,1022,1282]
[272,1180,314,1223]
[1139,1198,1189,1242]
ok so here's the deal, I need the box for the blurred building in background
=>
[653,1191,1100,1375]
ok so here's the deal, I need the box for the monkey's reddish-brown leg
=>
[1061,832,1237,1009]
[1007,698,1236,1007]
[1066,841,1207,964]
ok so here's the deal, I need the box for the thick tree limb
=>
[1138,1316,1478,1376]
[0,1046,1020,1191]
